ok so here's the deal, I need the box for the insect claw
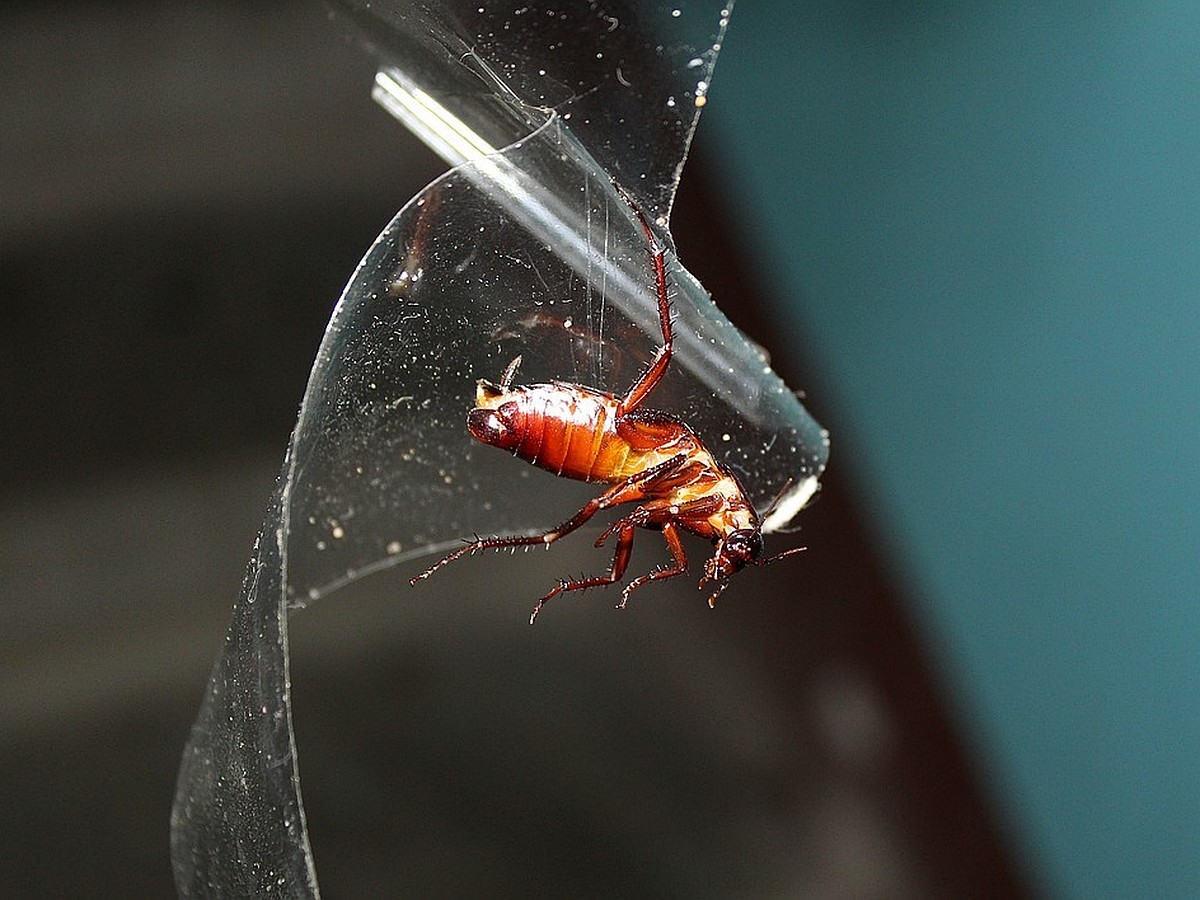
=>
[529,578,569,626]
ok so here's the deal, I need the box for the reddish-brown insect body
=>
[412,183,802,623]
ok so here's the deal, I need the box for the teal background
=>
[707,3,1200,897]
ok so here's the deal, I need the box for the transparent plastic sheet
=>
[171,2,828,897]
[333,0,732,218]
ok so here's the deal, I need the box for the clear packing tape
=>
[170,2,828,896]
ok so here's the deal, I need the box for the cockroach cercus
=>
[412,182,807,624]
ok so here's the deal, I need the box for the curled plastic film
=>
[171,2,827,896]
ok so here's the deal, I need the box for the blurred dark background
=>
[703,4,1200,899]
[3,2,1194,898]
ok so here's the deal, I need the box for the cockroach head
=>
[704,528,764,583]
[699,528,767,608]
[720,528,764,572]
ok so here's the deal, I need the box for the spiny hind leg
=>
[617,522,689,609]
[528,524,636,625]
[530,488,698,623]
[593,500,699,608]
[593,495,726,609]
[409,454,688,586]
[410,491,608,586]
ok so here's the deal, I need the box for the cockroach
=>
[412,182,804,623]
